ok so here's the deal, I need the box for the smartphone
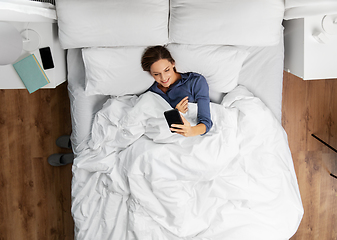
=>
[164,109,184,133]
[39,47,54,70]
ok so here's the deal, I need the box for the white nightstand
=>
[0,21,66,89]
[284,15,337,80]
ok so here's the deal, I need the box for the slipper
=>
[48,153,74,166]
[56,135,72,149]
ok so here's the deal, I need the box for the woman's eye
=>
[165,69,170,72]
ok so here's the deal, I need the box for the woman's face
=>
[150,59,178,88]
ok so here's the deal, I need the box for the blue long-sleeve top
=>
[148,72,213,134]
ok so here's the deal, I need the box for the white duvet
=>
[71,86,303,240]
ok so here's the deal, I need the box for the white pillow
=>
[82,47,154,96]
[167,44,249,94]
[55,0,169,49]
[169,0,284,46]
[82,45,248,97]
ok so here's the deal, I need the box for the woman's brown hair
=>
[141,45,175,72]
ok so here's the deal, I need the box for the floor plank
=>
[0,83,73,240]
[283,72,337,240]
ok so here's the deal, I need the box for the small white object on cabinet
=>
[322,14,337,35]
[0,22,66,90]
[284,14,337,80]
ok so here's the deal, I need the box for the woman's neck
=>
[158,84,169,93]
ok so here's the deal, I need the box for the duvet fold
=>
[71,86,303,240]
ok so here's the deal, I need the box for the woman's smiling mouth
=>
[162,78,170,84]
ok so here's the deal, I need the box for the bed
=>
[55,0,304,239]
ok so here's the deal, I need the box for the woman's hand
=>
[171,115,206,137]
[175,96,189,113]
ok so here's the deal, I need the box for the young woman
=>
[141,45,213,137]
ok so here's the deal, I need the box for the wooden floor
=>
[0,83,74,240]
[282,72,337,240]
[0,72,336,239]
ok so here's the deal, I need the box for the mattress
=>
[65,32,304,240]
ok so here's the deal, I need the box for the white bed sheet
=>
[67,35,285,154]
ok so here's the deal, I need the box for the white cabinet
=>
[284,15,337,80]
[0,21,66,89]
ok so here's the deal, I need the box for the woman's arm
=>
[193,76,213,134]
[171,73,212,137]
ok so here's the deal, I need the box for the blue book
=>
[13,54,50,94]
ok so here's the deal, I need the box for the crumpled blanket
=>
[71,85,303,240]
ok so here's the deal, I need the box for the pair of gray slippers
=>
[48,135,74,166]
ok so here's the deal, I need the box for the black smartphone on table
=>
[39,47,54,70]
[164,109,184,133]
